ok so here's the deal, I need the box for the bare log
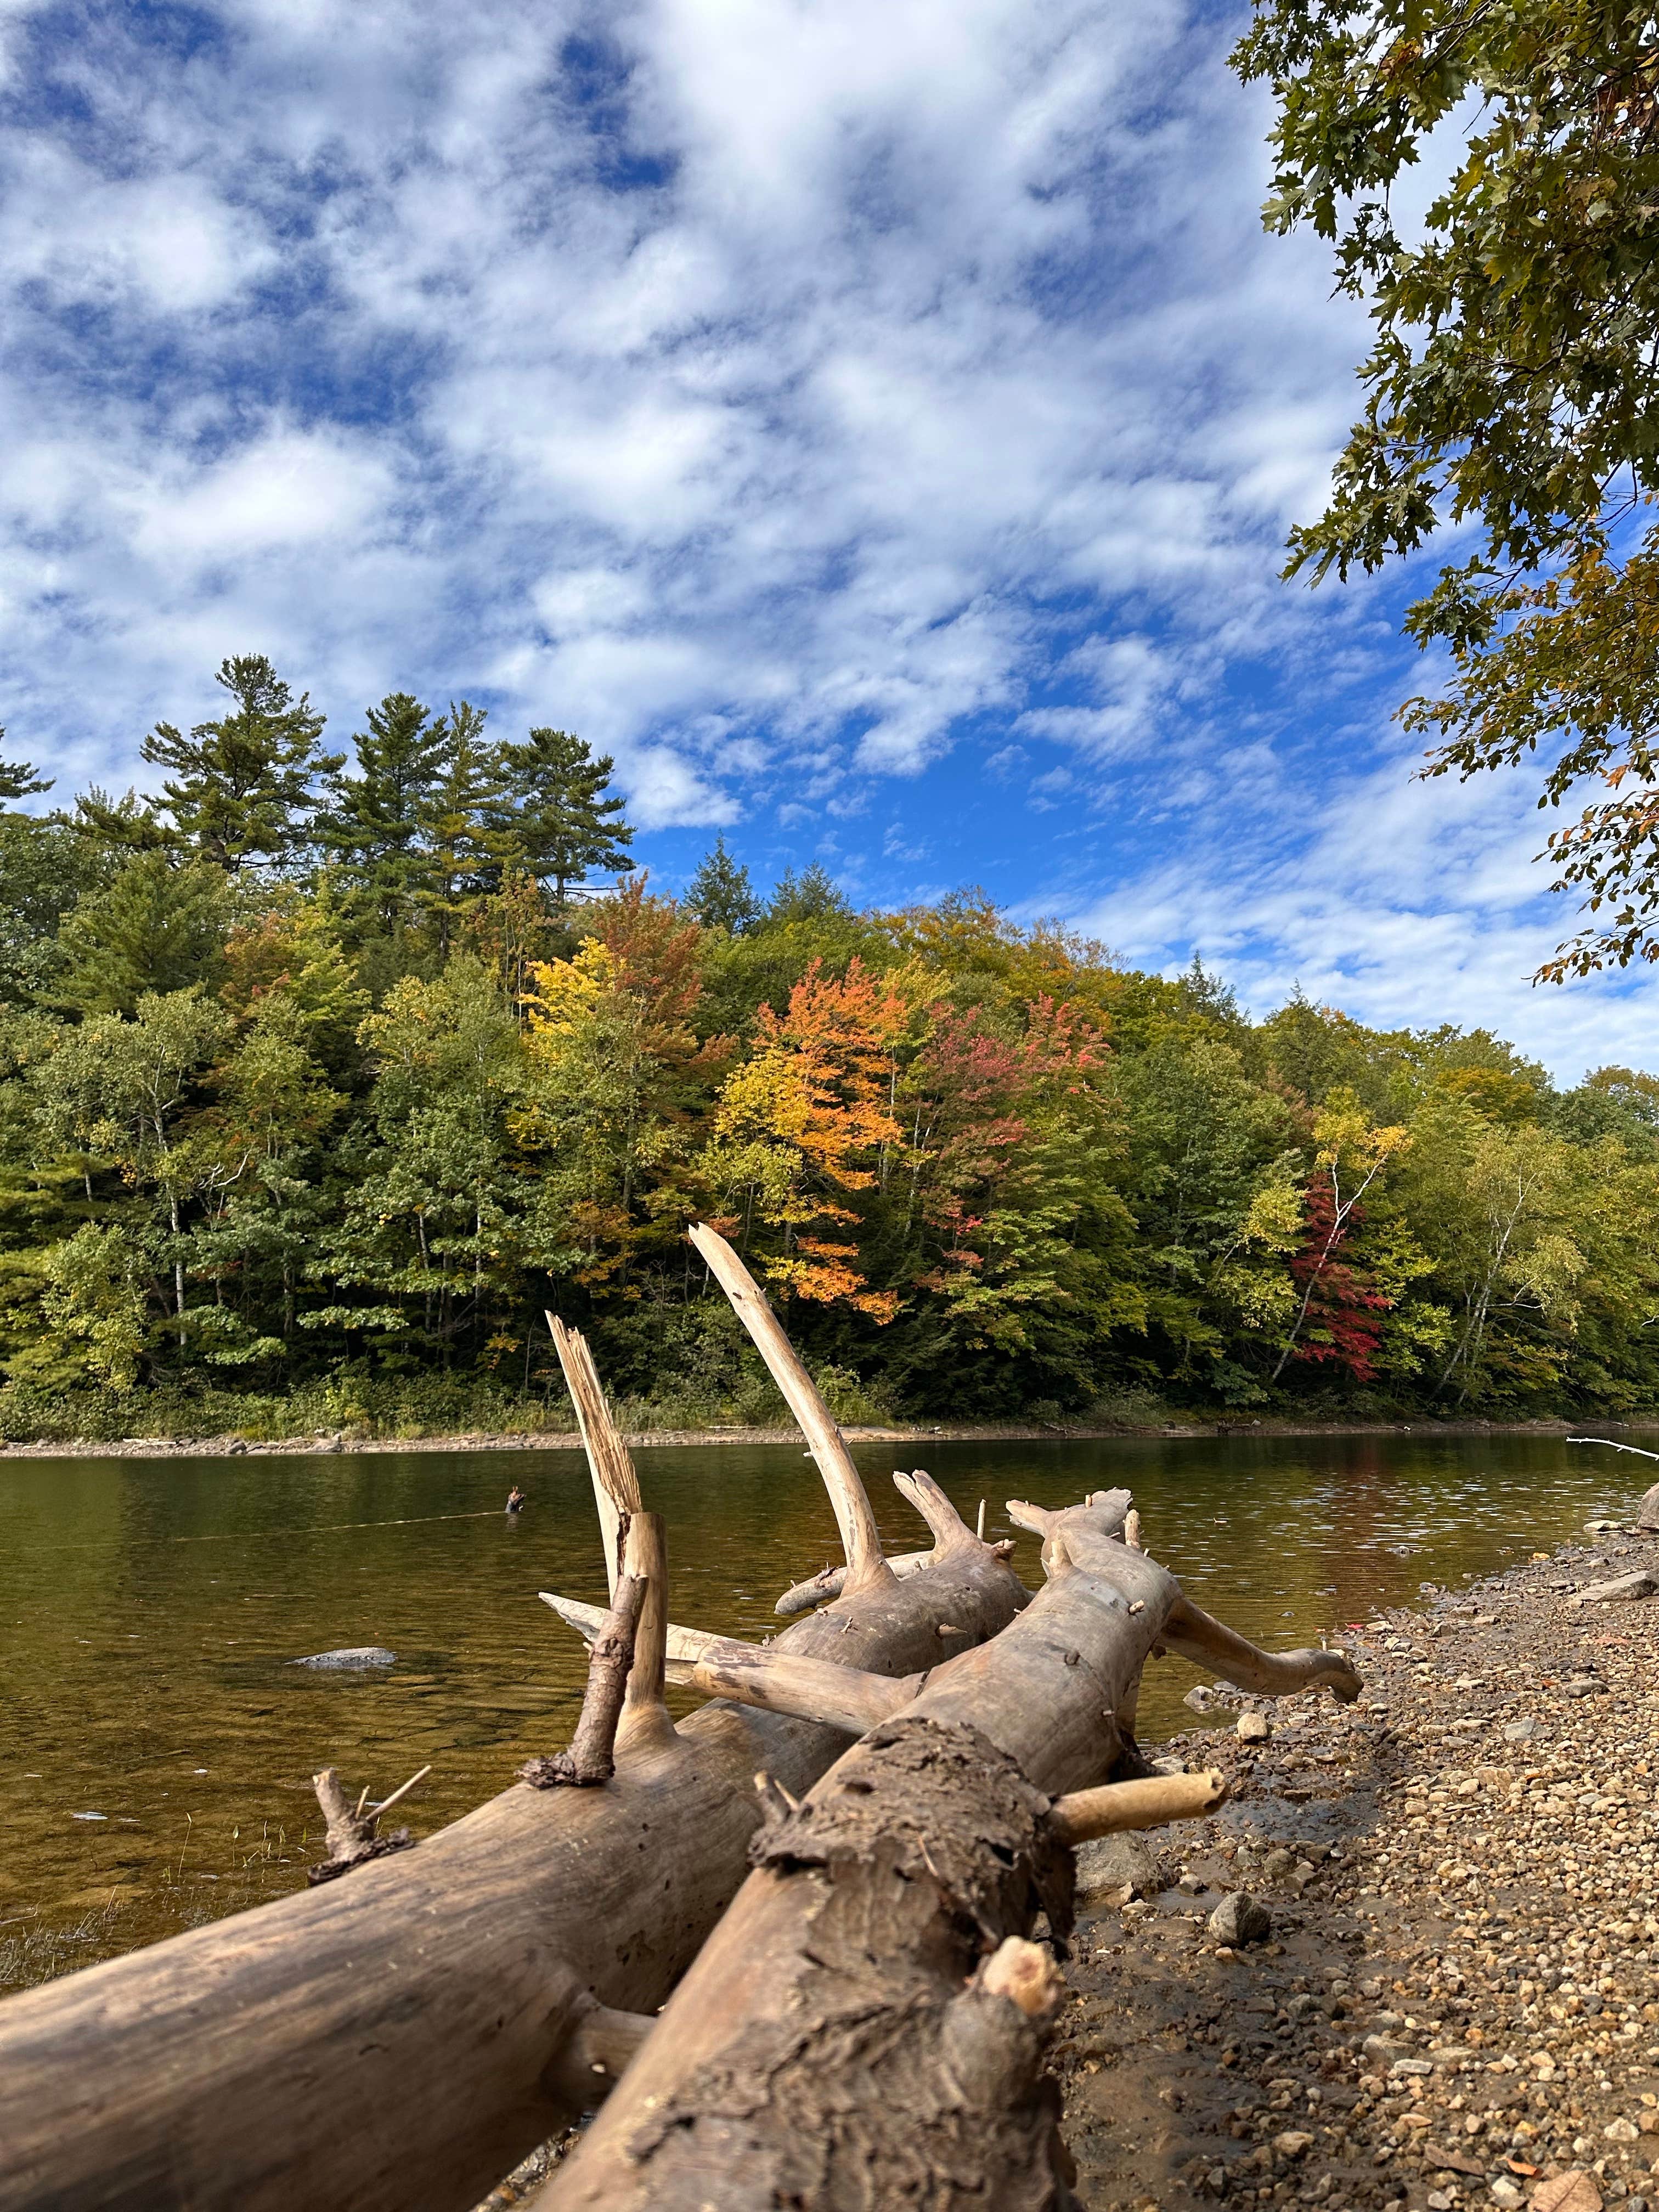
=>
[1048,1768,1226,1844]
[776,1537,1015,1617]
[689,1223,891,1594]
[538,1496,1363,2212]
[0,1381,1026,2212]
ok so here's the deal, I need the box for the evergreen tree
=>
[0,735,52,803]
[320,693,448,938]
[142,656,341,871]
[69,787,174,861]
[494,727,633,902]
[54,853,232,1015]
[422,701,509,950]
[686,837,759,934]
[766,863,851,926]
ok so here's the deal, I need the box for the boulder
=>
[291,1646,397,1670]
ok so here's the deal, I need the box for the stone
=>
[1238,1711,1272,1742]
[1263,1847,1296,1878]
[1492,2181,1526,2209]
[1575,1571,1657,1606]
[1504,1718,1539,1743]
[1530,2172,1602,2212]
[1606,2120,1643,2145]
[290,1646,397,1670]
[1273,2133,1314,2160]
[1075,1830,1163,1903]
[1178,1872,1206,1895]
[1208,1891,1272,1946]
[1637,1480,1659,1532]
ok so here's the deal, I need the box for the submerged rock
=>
[291,1646,396,1671]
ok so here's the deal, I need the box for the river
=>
[0,1427,1640,1980]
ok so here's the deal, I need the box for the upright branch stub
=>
[689,1223,891,1594]
[522,1559,648,1789]
[308,1764,428,1885]
[549,1314,643,1598]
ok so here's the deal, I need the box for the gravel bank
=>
[1054,1527,1659,2212]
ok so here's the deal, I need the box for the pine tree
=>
[421,701,509,950]
[54,852,232,1014]
[494,727,633,902]
[686,836,759,934]
[766,864,851,926]
[0,735,52,804]
[319,693,448,938]
[142,656,341,871]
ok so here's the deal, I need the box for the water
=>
[0,1429,1641,1976]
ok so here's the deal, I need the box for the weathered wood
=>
[689,1223,892,1595]
[1048,1767,1226,1844]
[306,1763,428,1884]
[1160,1594,1362,1702]
[0,1297,1027,2212]
[521,1562,649,1788]
[539,1497,1363,2212]
[549,1315,642,1594]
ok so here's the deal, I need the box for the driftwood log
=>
[0,1231,1028,2212]
[539,1494,1361,2211]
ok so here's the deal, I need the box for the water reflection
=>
[0,1430,1638,1966]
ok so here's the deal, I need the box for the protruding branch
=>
[522,1566,647,1788]
[1161,1594,1362,1703]
[689,1223,891,1594]
[892,1468,978,1553]
[308,1764,426,1884]
[1007,1487,1131,1578]
[775,1536,1013,1616]
[548,1314,642,1597]
[1047,1767,1226,1846]
[543,1595,921,1735]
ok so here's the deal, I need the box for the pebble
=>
[1051,1528,1659,2212]
[1238,1711,1272,1742]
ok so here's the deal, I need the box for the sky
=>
[0,0,1651,1081]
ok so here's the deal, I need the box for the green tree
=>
[686,837,760,934]
[33,989,232,1346]
[320,693,448,941]
[421,701,508,950]
[494,727,634,902]
[54,854,232,1015]
[0,736,52,803]
[142,655,340,871]
[1235,0,1659,973]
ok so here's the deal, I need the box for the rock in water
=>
[291,1646,397,1670]
[1075,1830,1163,1902]
[1208,1891,1271,1945]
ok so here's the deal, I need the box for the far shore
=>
[2,1413,1654,1459]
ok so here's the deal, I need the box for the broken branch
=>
[522,1564,648,1788]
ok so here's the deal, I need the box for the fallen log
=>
[538,1497,1362,2211]
[0,1231,1028,2212]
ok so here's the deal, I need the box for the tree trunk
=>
[539,1493,1360,2212]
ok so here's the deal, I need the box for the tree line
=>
[0,653,1656,1437]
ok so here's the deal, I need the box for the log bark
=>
[538,1495,1361,2212]
[0,1255,1026,2212]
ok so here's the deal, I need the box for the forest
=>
[1,653,1656,1441]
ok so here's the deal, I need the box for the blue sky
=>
[1,0,1651,1080]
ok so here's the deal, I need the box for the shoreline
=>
[1,1414,1655,1460]
[1050,1520,1659,2212]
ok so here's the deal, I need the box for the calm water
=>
[0,1430,1643,1968]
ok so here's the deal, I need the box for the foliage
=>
[0,677,1655,1430]
[1234,0,1659,969]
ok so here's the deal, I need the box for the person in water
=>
[505,1486,527,1514]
